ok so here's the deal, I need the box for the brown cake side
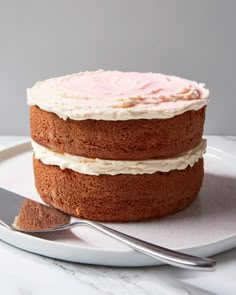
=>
[30,106,205,160]
[33,157,204,222]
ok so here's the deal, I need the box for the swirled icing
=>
[27,70,209,120]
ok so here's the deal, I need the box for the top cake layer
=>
[27,70,209,121]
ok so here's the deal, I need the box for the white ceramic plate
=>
[0,136,236,267]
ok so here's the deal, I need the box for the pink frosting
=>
[61,71,206,105]
[28,70,209,121]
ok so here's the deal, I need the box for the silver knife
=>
[0,187,216,271]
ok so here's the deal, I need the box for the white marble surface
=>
[0,136,236,295]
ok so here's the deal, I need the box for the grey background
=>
[0,0,235,135]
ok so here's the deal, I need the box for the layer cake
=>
[27,70,209,221]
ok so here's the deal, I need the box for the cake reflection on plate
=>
[14,198,70,231]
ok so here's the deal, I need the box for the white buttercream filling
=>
[32,140,206,175]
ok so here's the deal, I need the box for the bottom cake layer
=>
[33,158,204,222]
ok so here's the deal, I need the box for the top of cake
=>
[27,70,210,121]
